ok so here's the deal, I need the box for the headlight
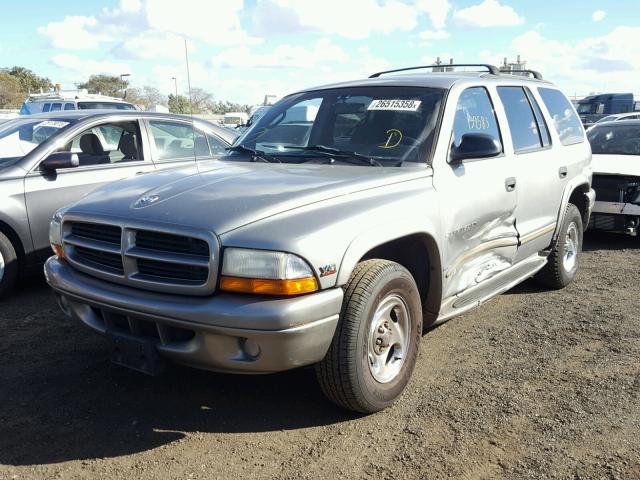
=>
[49,207,68,257]
[220,248,318,296]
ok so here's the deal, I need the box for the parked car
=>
[45,64,594,413]
[0,111,236,296]
[593,112,640,125]
[587,120,640,235]
[222,112,248,128]
[20,89,138,115]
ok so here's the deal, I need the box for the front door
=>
[433,86,519,299]
[24,119,154,259]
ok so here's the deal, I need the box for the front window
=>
[577,103,595,114]
[587,124,640,155]
[0,118,72,167]
[77,102,136,110]
[230,86,445,166]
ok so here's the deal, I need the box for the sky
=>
[1,0,639,105]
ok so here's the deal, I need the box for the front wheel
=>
[315,259,422,413]
[535,203,583,289]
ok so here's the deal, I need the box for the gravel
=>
[1,231,638,479]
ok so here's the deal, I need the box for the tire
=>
[0,231,18,298]
[315,259,422,413]
[535,203,583,289]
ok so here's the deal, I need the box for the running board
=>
[436,254,547,324]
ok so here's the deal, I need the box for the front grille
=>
[71,222,122,246]
[136,230,209,257]
[74,246,124,274]
[63,220,215,295]
[137,258,209,283]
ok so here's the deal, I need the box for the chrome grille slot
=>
[135,258,209,284]
[63,218,216,295]
[71,222,122,246]
[74,246,124,274]
[135,230,209,257]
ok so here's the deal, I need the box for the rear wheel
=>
[536,203,583,289]
[0,232,18,298]
[315,259,422,413]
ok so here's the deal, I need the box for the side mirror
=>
[40,152,80,171]
[450,133,502,163]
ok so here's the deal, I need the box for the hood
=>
[70,161,430,234]
[592,154,640,177]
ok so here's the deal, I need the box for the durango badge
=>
[133,194,160,209]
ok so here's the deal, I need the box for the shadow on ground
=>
[0,285,355,467]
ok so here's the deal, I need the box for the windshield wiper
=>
[282,145,383,167]
[226,145,281,163]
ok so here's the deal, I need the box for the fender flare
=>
[553,174,593,241]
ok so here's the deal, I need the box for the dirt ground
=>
[1,231,638,480]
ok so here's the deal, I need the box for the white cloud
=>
[592,10,606,22]
[253,0,418,39]
[38,16,112,50]
[454,0,524,28]
[113,31,188,60]
[416,0,451,30]
[419,30,450,41]
[211,39,349,69]
[50,54,131,84]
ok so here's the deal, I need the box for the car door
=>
[496,86,568,261]
[144,119,213,170]
[433,86,519,299]
[23,118,155,260]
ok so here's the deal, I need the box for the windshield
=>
[77,102,135,110]
[587,124,640,155]
[228,86,445,166]
[577,103,596,114]
[0,118,71,167]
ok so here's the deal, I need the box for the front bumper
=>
[45,257,343,374]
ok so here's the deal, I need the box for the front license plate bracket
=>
[107,331,165,376]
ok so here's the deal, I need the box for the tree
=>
[189,87,215,113]
[77,74,128,97]
[0,72,24,108]
[5,66,52,94]
[168,94,192,114]
[126,86,167,110]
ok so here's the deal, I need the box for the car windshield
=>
[77,102,135,110]
[0,118,72,167]
[587,124,640,155]
[227,86,445,166]
[577,103,596,114]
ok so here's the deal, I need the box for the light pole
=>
[171,77,178,98]
[120,73,130,98]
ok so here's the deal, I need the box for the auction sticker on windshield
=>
[368,99,421,111]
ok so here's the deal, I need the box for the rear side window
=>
[452,87,502,151]
[538,88,584,146]
[497,87,542,153]
[148,120,210,161]
[206,133,228,156]
[64,103,76,110]
[50,103,62,112]
[42,103,51,113]
[525,88,551,147]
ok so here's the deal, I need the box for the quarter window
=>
[452,87,502,151]
[497,86,544,153]
[538,88,584,146]
[148,120,210,161]
[64,103,76,110]
[525,88,551,147]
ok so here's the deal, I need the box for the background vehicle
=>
[45,65,594,413]
[222,112,248,128]
[593,112,640,125]
[587,120,640,235]
[577,93,640,127]
[20,90,138,115]
[0,111,236,296]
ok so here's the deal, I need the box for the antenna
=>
[184,38,197,165]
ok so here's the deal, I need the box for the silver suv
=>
[45,65,595,413]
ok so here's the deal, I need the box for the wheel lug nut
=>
[378,326,385,333]
[375,338,383,345]
[384,321,389,328]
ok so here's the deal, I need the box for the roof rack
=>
[369,63,501,78]
[504,69,543,80]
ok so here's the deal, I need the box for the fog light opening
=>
[240,338,261,360]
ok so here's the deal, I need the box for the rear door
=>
[433,86,519,299]
[24,118,155,259]
[496,86,567,261]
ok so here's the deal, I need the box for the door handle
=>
[559,166,568,178]
[505,177,516,192]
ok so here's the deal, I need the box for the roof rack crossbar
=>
[505,69,543,80]
[369,63,500,78]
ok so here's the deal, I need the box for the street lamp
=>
[120,73,131,98]
[171,77,178,99]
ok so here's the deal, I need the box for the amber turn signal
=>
[51,244,65,258]
[220,276,318,296]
